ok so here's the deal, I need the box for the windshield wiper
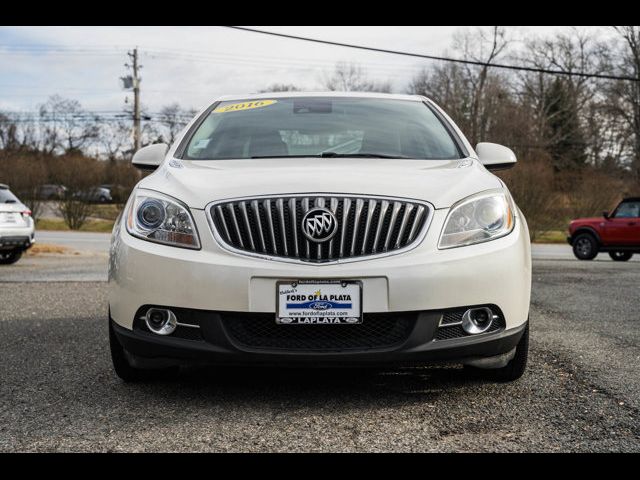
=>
[4,200,17,204]
[248,153,415,159]
[249,154,321,159]
[320,152,413,159]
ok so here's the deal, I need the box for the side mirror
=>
[476,142,517,171]
[602,211,610,219]
[132,143,169,170]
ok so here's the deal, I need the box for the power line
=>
[2,42,440,75]
[142,50,429,78]
[223,26,640,83]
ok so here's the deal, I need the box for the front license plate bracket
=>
[276,280,363,325]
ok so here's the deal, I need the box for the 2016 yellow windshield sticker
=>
[214,100,277,113]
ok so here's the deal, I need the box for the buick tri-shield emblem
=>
[301,208,338,243]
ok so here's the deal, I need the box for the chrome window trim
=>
[204,193,434,266]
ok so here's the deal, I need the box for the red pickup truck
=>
[568,197,640,261]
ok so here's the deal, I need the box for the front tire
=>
[109,319,179,382]
[609,251,633,262]
[0,251,22,265]
[572,233,598,260]
[466,323,529,382]
[109,320,147,382]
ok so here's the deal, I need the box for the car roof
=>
[213,91,427,103]
[0,183,8,190]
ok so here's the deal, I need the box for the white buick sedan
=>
[108,92,531,382]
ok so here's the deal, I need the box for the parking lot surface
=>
[0,234,638,451]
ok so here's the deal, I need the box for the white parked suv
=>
[0,184,35,265]
[109,93,531,382]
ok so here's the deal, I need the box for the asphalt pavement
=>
[0,232,638,452]
[0,231,109,282]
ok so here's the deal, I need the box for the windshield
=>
[0,188,19,203]
[614,201,640,218]
[183,97,463,160]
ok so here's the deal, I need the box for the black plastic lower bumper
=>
[111,307,527,367]
[0,235,32,251]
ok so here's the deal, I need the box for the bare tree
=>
[408,27,510,145]
[0,112,39,151]
[408,63,475,132]
[157,103,195,145]
[454,26,510,144]
[98,117,132,161]
[517,29,608,170]
[0,113,20,151]
[38,95,99,155]
[322,62,391,93]
[607,26,640,180]
[258,83,300,93]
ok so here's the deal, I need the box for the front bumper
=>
[111,312,527,367]
[109,204,531,366]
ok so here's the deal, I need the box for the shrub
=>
[49,154,103,230]
[499,158,563,241]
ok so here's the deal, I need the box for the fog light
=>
[145,308,177,335]
[461,307,494,335]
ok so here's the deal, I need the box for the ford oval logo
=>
[309,301,331,310]
[301,208,338,243]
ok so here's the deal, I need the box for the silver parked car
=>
[75,186,113,203]
[38,184,67,200]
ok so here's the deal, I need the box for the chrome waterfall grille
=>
[208,195,432,263]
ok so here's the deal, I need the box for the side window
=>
[614,201,640,218]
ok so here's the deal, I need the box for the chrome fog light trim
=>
[144,308,178,335]
[461,307,495,335]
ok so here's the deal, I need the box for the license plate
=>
[0,213,17,224]
[276,280,362,324]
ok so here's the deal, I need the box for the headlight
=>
[126,190,200,249]
[439,191,515,249]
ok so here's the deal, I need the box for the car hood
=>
[571,217,605,225]
[138,157,503,210]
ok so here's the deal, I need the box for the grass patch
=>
[36,218,115,233]
[92,204,124,220]
[534,230,567,244]
[27,243,70,255]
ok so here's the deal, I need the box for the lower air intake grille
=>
[221,312,416,351]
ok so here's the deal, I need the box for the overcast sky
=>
[0,26,612,114]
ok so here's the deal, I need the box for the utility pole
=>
[123,48,142,151]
